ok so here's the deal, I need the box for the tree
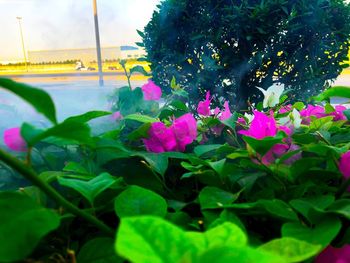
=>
[142,0,350,110]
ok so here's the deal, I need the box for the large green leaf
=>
[199,187,239,209]
[21,120,93,147]
[115,216,198,263]
[58,172,117,204]
[114,186,167,218]
[258,237,321,263]
[124,114,158,123]
[282,217,341,248]
[0,78,57,124]
[134,152,169,177]
[313,86,350,101]
[198,246,281,263]
[203,222,247,248]
[0,192,60,262]
[327,199,350,219]
[77,237,123,263]
[65,111,112,123]
[242,131,286,156]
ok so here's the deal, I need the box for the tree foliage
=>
[142,0,350,109]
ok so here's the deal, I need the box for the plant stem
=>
[0,148,114,236]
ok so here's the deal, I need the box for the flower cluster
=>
[300,105,347,124]
[143,113,197,153]
[141,79,162,101]
[3,127,27,152]
[197,91,232,121]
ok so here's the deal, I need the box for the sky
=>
[0,0,160,61]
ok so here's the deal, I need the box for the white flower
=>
[256,84,285,108]
[244,113,254,124]
[279,108,302,129]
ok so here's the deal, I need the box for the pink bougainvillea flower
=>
[141,79,162,101]
[213,107,221,116]
[3,127,27,152]
[111,111,123,121]
[197,91,212,116]
[315,245,350,263]
[279,104,292,114]
[144,114,197,153]
[171,113,197,151]
[238,110,277,139]
[219,101,232,121]
[261,144,289,165]
[339,151,350,178]
[261,143,301,165]
[300,105,325,124]
[143,122,177,153]
[331,105,347,121]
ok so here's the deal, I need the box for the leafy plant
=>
[142,0,350,109]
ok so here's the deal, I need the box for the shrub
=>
[142,0,350,109]
[1,76,350,262]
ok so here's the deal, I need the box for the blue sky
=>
[0,0,160,61]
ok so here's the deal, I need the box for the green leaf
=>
[114,186,167,218]
[58,172,116,204]
[314,86,350,101]
[293,102,305,111]
[325,103,335,114]
[128,123,151,141]
[194,144,222,157]
[134,152,169,176]
[242,131,286,156]
[115,216,198,263]
[63,162,89,175]
[258,237,321,263]
[204,222,247,248]
[65,111,112,123]
[344,109,350,121]
[130,65,151,76]
[124,114,158,123]
[198,246,281,263]
[21,120,93,147]
[0,78,57,124]
[220,112,239,130]
[282,217,341,248]
[327,199,350,219]
[77,237,123,263]
[199,187,239,209]
[309,116,334,131]
[0,192,60,262]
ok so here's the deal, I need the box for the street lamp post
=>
[93,0,104,87]
[16,17,28,72]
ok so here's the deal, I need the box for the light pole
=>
[16,17,28,72]
[93,0,104,86]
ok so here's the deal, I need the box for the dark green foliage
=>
[142,0,350,109]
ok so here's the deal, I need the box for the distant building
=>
[27,46,145,64]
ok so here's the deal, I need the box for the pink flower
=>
[261,144,289,165]
[238,111,277,139]
[171,113,197,151]
[197,91,212,116]
[261,143,301,165]
[315,245,350,263]
[279,105,292,114]
[111,111,123,121]
[339,151,350,178]
[144,114,197,153]
[143,122,177,153]
[219,101,232,121]
[300,105,325,124]
[331,105,347,121]
[141,80,162,101]
[3,127,27,152]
